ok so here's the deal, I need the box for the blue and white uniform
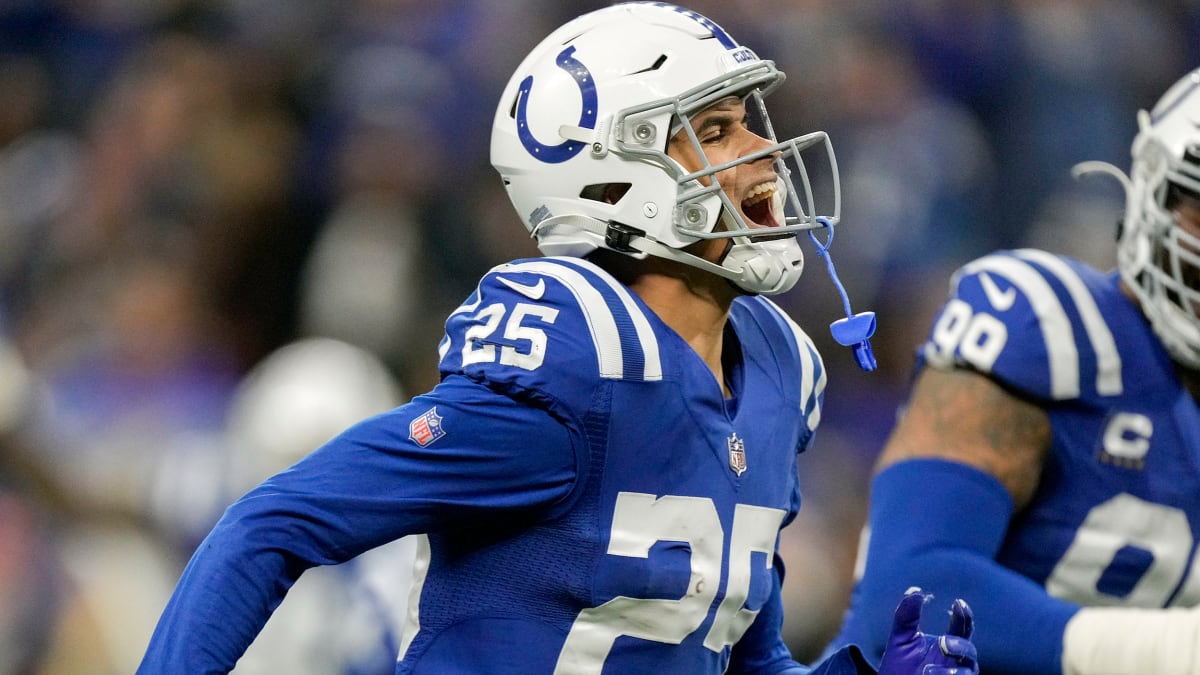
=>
[833,249,1200,673]
[138,256,870,674]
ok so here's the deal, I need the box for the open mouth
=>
[742,180,782,229]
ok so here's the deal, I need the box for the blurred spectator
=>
[994,0,1183,245]
[25,257,239,548]
[0,326,63,674]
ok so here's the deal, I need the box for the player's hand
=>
[877,587,978,675]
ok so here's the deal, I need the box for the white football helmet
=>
[225,337,405,492]
[1079,68,1200,369]
[490,2,840,295]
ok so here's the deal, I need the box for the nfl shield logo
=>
[728,433,747,476]
[409,407,446,447]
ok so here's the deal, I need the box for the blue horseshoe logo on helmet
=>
[516,46,597,164]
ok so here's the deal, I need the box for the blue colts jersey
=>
[401,256,827,673]
[922,249,1200,608]
[136,256,832,675]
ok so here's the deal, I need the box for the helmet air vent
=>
[631,54,669,75]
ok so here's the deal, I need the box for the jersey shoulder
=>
[438,257,665,416]
[733,295,827,435]
[919,249,1133,401]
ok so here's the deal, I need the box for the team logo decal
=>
[409,407,446,447]
[728,432,747,476]
[516,46,597,164]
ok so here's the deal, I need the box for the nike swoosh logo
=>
[497,276,546,300]
[978,271,1016,311]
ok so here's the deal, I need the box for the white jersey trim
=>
[759,297,826,432]
[1014,249,1123,396]
[959,255,1081,399]
[550,257,664,382]
[397,534,429,663]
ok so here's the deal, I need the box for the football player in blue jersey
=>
[137,3,980,674]
[829,67,1200,674]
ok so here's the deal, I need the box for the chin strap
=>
[811,217,877,372]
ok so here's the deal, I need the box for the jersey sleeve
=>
[918,249,1123,402]
[830,459,1079,674]
[137,374,582,674]
[438,257,666,421]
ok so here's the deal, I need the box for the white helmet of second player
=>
[1118,68,1200,369]
[225,337,405,492]
[490,2,841,295]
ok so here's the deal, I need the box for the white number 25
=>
[461,302,559,371]
[554,492,786,674]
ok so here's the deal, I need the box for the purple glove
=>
[877,587,977,675]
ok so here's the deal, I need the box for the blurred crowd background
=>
[0,0,1193,672]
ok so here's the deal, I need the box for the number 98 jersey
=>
[403,256,827,674]
[920,249,1200,610]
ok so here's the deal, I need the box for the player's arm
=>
[875,363,1050,507]
[872,370,1200,675]
[136,374,582,674]
[836,364,1080,674]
